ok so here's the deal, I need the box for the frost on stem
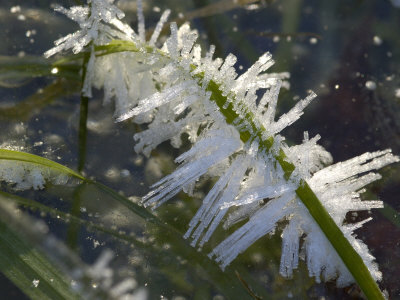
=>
[0,159,69,190]
[211,148,398,286]
[44,0,136,58]
[44,0,399,288]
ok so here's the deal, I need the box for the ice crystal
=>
[0,159,69,190]
[45,0,399,289]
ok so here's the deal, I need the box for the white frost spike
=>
[311,149,399,187]
[53,5,89,23]
[115,81,197,122]
[258,79,281,121]
[84,249,147,299]
[210,193,295,269]
[181,32,198,58]
[173,94,199,115]
[142,129,241,209]
[191,44,202,65]
[269,92,317,136]
[184,153,251,247]
[44,0,135,58]
[166,23,179,58]
[284,132,333,181]
[136,0,146,43]
[110,279,137,298]
[88,249,114,278]
[149,9,171,46]
[234,52,274,94]
[279,218,301,278]
[221,184,293,209]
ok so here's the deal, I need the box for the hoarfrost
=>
[0,159,69,190]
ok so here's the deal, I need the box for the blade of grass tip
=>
[295,182,385,300]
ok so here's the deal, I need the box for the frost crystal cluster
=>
[0,159,69,190]
[46,0,399,289]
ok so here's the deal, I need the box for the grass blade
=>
[0,201,81,300]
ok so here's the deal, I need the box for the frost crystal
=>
[44,0,135,58]
[45,0,399,290]
[0,159,69,190]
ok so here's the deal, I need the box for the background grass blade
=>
[0,55,80,83]
[0,201,81,300]
[0,79,80,121]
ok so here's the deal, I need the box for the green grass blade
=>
[0,79,80,121]
[0,55,80,82]
[379,203,400,228]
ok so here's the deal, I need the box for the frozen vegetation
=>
[0,159,69,190]
[41,0,400,293]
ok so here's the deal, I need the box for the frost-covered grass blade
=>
[35,0,400,299]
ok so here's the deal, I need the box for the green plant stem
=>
[67,49,91,248]
[90,40,384,299]
[66,186,84,250]
[78,52,91,173]
[78,96,89,173]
